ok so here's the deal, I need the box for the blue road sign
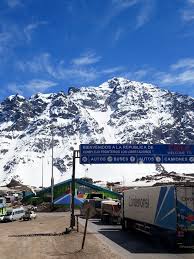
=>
[80,144,194,164]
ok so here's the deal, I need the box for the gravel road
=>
[0,212,120,259]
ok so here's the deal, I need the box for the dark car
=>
[23,211,37,221]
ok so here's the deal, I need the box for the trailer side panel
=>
[176,186,194,231]
[123,185,177,231]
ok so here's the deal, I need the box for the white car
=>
[0,215,5,222]
[30,211,37,219]
[3,207,25,222]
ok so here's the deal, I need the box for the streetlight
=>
[50,125,54,209]
[41,140,44,189]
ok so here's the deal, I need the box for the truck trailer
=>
[121,185,194,248]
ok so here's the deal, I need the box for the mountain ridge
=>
[0,77,194,187]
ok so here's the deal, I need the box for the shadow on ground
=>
[90,219,194,254]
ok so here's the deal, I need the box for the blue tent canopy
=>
[54,194,85,206]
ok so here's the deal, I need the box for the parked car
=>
[0,214,5,222]
[3,207,25,222]
[27,206,38,212]
[23,211,37,221]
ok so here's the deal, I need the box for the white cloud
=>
[182,10,194,22]
[7,79,57,95]
[171,58,194,70]
[16,52,127,84]
[104,57,194,89]
[71,51,101,66]
[114,28,124,42]
[0,32,12,53]
[25,79,57,91]
[6,0,22,8]
[102,66,125,74]
[0,24,23,58]
[135,0,155,29]
[101,0,138,29]
[17,52,99,83]
[0,20,45,59]
[110,0,154,30]
[6,83,23,95]
[0,32,11,43]
[124,68,151,81]
[0,19,47,60]
[153,58,194,86]
[182,0,194,22]
[159,70,194,85]
[112,0,139,9]
[24,21,48,41]
[17,53,54,75]
[114,57,194,88]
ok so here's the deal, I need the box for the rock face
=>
[0,77,194,186]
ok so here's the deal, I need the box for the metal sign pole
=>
[51,129,54,209]
[70,150,76,228]
[42,155,44,189]
[70,150,80,229]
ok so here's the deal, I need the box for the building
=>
[24,178,122,204]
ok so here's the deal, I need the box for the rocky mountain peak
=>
[0,77,194,187]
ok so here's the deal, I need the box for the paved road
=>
[79,218,194,259]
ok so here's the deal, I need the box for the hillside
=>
[0,77,194,187]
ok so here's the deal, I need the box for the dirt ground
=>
[0,212,121,259]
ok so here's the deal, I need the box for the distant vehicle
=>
[86,193,104,199]
[23,211,37,221]
[80,193,103,218]
[0,214,5,222]
[0,197,6,218]
[101,200,121,224]
[0,197,6,207]
[121,185,194,248]
[3,207,25,222]
[28,206,37,212]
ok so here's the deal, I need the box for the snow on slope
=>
[0,77,194,187]
[88,107,113,143]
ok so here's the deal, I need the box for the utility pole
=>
[42,155,44,189]
[42,140,44,189]
[51,127,54,209]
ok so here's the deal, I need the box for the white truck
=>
[121,185,194,248]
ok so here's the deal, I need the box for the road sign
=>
[80,144,194,164]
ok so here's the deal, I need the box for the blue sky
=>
[0,0,194,99]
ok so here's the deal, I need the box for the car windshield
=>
[6,211,12,216]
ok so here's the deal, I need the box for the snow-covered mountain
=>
[0,77,194,187]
